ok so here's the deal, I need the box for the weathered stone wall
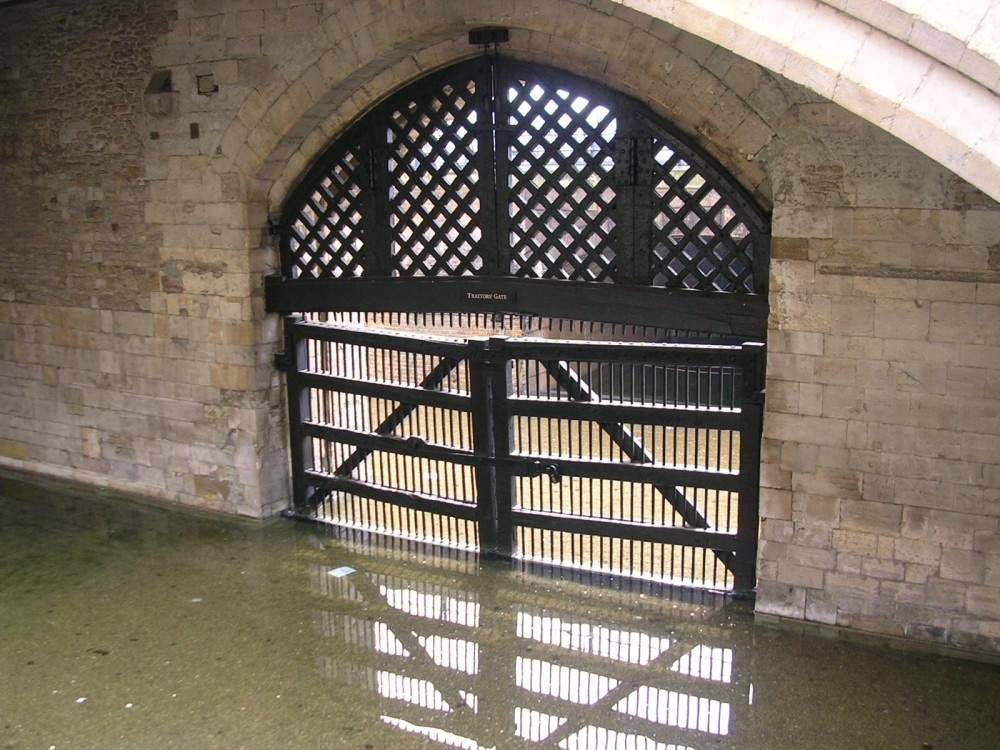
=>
[0,0,997,654]
[757,103,1000,653]
[0,0,287,517]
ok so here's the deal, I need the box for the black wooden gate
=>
[279,313,764,593]
[267,51,770,594]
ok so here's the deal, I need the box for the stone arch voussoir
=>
[232,0,799,215]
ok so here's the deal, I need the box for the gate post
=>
[734,341,766,595]
[281,316,315,513]
[468,336,514,558]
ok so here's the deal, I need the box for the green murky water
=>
[1,470,998,750]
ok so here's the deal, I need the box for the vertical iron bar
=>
[469,336,513,558]
[733,342,765,595]
[285,318,317,513]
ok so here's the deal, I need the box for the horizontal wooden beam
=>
[265,275,768,339]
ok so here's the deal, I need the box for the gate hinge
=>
[273,350,292,372]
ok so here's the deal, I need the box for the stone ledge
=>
[819,263,1000,284]
[755,611,1000,665]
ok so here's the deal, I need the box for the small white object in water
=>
[75,697,87,704]
[191,598,203,603]
[328,566,356,578]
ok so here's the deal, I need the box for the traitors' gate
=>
[266,48,769,595]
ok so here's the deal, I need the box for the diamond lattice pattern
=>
[506,80,618,281]
[288,148,366,279]
[649,142,755,292]
[282,61,764,294]
[387,80,485,276]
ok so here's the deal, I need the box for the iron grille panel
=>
[649,141,756,292]
[317,491,479,551]
[386,77,487,277]
[503,73,618,281]
[516,528,734,590]
[277,59,769,296]
[287,144,367,279]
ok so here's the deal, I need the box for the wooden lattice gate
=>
[276,314,764,593]
[266,49,770,594]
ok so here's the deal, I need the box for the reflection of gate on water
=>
[284,313,764,593]
[304,531,750,748]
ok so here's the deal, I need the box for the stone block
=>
[953,344,1000,377]
[764,379,799,412]
[791,523,832,549]
[860,556,905,581]
[974,531,1000,555]
[767,351,817,383]
[931,301,1000,345]
[759,488,792,520]
[804,589,838,624]
[830,295,875,335]
[840,499,901,535]
[113,311,155,338]
[777,558,826,589]
[765,413,848,447]
[820,385,864,418]
[939,549,986,583]
[862,389,911,425]
[924,577,969,609]
[904,563,934,584]
[900,506,929,539]
[873,298,930,341]
[0,438,36,461]
[769,329,825,356]
[795,466,861,499]
[825,572,881,599]
[754,580,806,619]
[798,383,824,416]
[761,518,795,544]
[779,442,819,473]
[836,553,863,575]
[813,357,857,386]
[793,493,842,526]
[946,365,987,399]
[785,543,837,571]
[772,205,835,240]
[832,528,879,557]
[893,538,943,567]
[822,334,883,360]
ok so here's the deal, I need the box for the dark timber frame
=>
[267,50,770,594]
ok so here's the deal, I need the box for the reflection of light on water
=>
[516,656,620,704]
[380,585,481,626]
[514,706,566,742]
[377,670,452,711]
[380,715,488,749]
[558,725,694,750]
[516,611,670,664]
[614,685,730,735]
[312,562,741,748]
[373,621,409,656]
[670,645,733,683]
[418,632,480,674]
